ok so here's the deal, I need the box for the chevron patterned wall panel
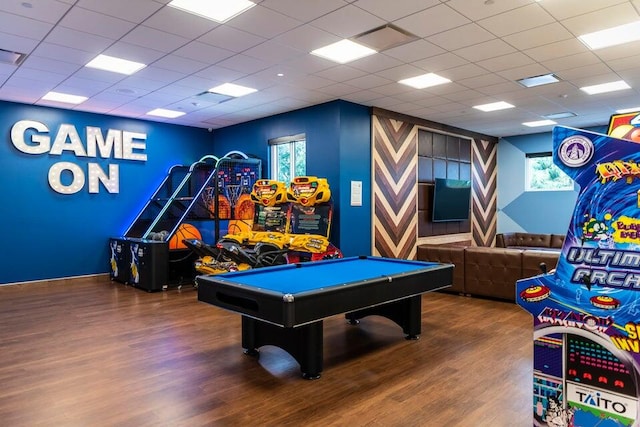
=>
[372,110,498,257]
[372,115,418,259]
[471,139,498,247]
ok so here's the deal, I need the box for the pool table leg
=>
[345,295,422,339]
[241,316,324,379]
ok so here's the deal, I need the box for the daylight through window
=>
[525,152,573,191]
[269,133,306,182]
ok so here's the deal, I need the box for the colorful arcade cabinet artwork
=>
[517,114,640,426]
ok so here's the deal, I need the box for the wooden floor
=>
[0,278,534,426]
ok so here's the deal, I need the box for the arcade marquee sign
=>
[10,119,147,195]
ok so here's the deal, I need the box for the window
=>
[269,133,306,182]
[525,152,573,191]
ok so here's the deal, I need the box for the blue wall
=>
[0,99,372,284]
[498,125,607,234]
[213,100,372,256]
[0,101,213,284]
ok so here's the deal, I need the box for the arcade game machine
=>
[186,176,342,275]
[109,151,260,291]
[517,112,640,426]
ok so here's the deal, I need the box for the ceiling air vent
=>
[353,24,418,52]
[194,91,233,104]
[0,48,27,66]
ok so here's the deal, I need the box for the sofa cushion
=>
[550,234,565,249]
[417,245,465,293]
[464,247,523,301]
[521,250,560,279]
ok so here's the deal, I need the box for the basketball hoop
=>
[226,184,242,207]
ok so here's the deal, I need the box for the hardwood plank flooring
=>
[0,279,533,426]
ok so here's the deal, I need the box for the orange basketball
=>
[234,194,255,220]
[209,195,231,219]
[169,223,202,250]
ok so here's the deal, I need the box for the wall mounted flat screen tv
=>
[432,178,472,222]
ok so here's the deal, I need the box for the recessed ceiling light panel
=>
[42,91,88,104]
[517,73,560,88]
[168,0,255,23]
[398,73,451,89]
[85,54,146,75]
[473,101,515,112]
[616,107,640,114]
[311,39,376,64]
[147,108,186,118]
[580,80,631,95]
[522,119,557,127]
[208,83,257,97]
[543,112,576,120]
[579,20,640,50]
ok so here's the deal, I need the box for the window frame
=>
[268,133,306,182]
[525,151,574,192]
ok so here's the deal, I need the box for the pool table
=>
[196,255,453,379]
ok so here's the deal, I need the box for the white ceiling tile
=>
[153,54,209,74]
[273,25,339,53]
[44,26,113,53]
[195,65,246,83]
[0,0,71,23]
[342,89,384,103]
[70,67,128,84]
[120,26,190,53]
[540,0,630,21]
[524,39,590,62]
[348,53,403,73]
[445,0,532,21]
[313,65,368,82]
[114,76,170,92]
[383,39,445,63]
[427,24,495,51]
[591,40,640,62]
[76,0,162,23]
[555,63,617,82]
[439,63,487,81]
[31,42,96,65]
[315,82,361,96]
[353,0,438,21]
[103,42,166,64]
[133,65,188,84]
[477,4,554,38]
[374,64,426,82]
[13,67,67,85]
[502,23,574,51]
[607,54,640,72]
[497,63,552,81]
[310,4,386,38]
[215,54,270,74]
[454,39,516,63]
[0,10,53,40]
[279,55,335,75]
[458,73,509,90]
[344,73,394,90]
[0,30,40,54]
[541,51,602,72]
[561,2,640,36]
[474,82,523,97]
[6,75,57,92]
[412,53,469,73]
[476,52,535,73]
[0,84,42,103]
[58,6,136,39]
[198,25,266,53]
[243,40,306,65]
[142,5,220,39]
[227,5,302,39]
[20,55,79,75]
[394,4,470,38]
[172,41,234,64]
[261,0,347,21]
[54,77,115,96]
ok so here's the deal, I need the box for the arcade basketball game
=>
[517,112,640,426]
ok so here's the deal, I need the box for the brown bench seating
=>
[495,232,564,250]
[417,244,560,302]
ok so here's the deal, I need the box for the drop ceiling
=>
[1,0,640,137]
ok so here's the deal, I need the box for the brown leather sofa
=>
[417,244,560,301]
[495,232,565,250]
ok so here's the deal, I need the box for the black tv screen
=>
[432,178,471,222]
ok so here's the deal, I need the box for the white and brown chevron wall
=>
[371,108,498,259]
